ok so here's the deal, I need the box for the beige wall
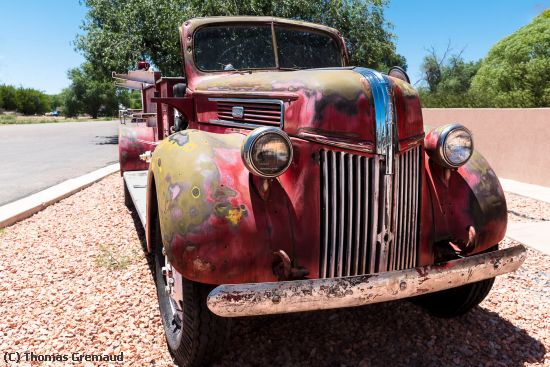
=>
[422,108,550,187]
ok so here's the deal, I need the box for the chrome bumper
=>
[207,245,526,317]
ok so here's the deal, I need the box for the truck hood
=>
[194,68,423,152]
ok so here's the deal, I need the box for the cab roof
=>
[182,16,344,39]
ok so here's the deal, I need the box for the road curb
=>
[0,163,120,228]
[500,177,550,204]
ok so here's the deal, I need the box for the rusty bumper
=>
[207,245,526,317]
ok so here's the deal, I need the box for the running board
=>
[123,170,148,227]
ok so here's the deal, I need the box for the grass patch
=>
[0,228,5,236]
[95,243,135,270]
[0,115,17,124]
[0,115,116,125]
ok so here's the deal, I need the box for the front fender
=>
[426,150,507,254]
[149,129,280,284]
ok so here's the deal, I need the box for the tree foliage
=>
[0,85,51,115]
[418,44,481,107]
[15,88,51,115]
[470,10,550,107]
[126,90,143,109]
[76,0,405,78]
[63,63,121,118]
[49,93,64,111]
[0,85,19,111]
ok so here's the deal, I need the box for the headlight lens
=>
[443,128,473,166]
[242,127,293,177]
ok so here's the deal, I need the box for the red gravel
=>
[0,175,548,366]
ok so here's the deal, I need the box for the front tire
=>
[152,214,230,367]
[415,245,498,318]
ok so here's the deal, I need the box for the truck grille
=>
[216,100,283,126]
[319,146,421,278]
[391,146,422,272]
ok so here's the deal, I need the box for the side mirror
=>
[388,66,410,83]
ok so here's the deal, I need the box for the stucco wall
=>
[422,108,550,187]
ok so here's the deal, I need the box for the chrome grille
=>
[390,147,421,271]
[319,146,421,278]
[215,99,283,126]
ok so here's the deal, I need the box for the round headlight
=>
[242,127,293,178]
[443,128,473,167]
[425,124,474,169]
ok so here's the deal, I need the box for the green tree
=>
[0,85,18,111]
[15,88,51,115]
[418,45,481,107]
[49,93,64,111]
[66,63,120,118]
[60,88,81,118]
[76,0,405,77]
[470,9,550,107]
[118,89,142,109]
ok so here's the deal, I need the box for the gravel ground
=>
[0,175,548,366]
[506,192,550,223]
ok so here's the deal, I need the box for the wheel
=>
[123,180,133,210]
[152,214,230,367]
[414,245,498,318]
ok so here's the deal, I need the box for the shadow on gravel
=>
[95,135,119,145]
[212,298,545,367]
[127,204,155,274]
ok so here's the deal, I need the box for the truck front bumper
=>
[207,245,526,317]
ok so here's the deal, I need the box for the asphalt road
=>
[0,120,119,206]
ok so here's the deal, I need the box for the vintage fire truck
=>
[114,16,526,367]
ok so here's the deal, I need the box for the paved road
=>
[0,120,119,205]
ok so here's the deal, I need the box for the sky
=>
[0,1,86,94]
[385,0,550,85]
[0,0,548,94]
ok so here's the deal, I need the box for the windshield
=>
[194,24,343,71]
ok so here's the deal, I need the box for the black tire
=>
[414,245,498,318]
[152,214,230,367]
[123,180,133,210]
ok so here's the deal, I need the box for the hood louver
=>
[209,98,284,128]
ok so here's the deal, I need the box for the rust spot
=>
[213,186,237,199]
[193,258,215,272]
[416,268,429,277]
[220,292,248,303]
